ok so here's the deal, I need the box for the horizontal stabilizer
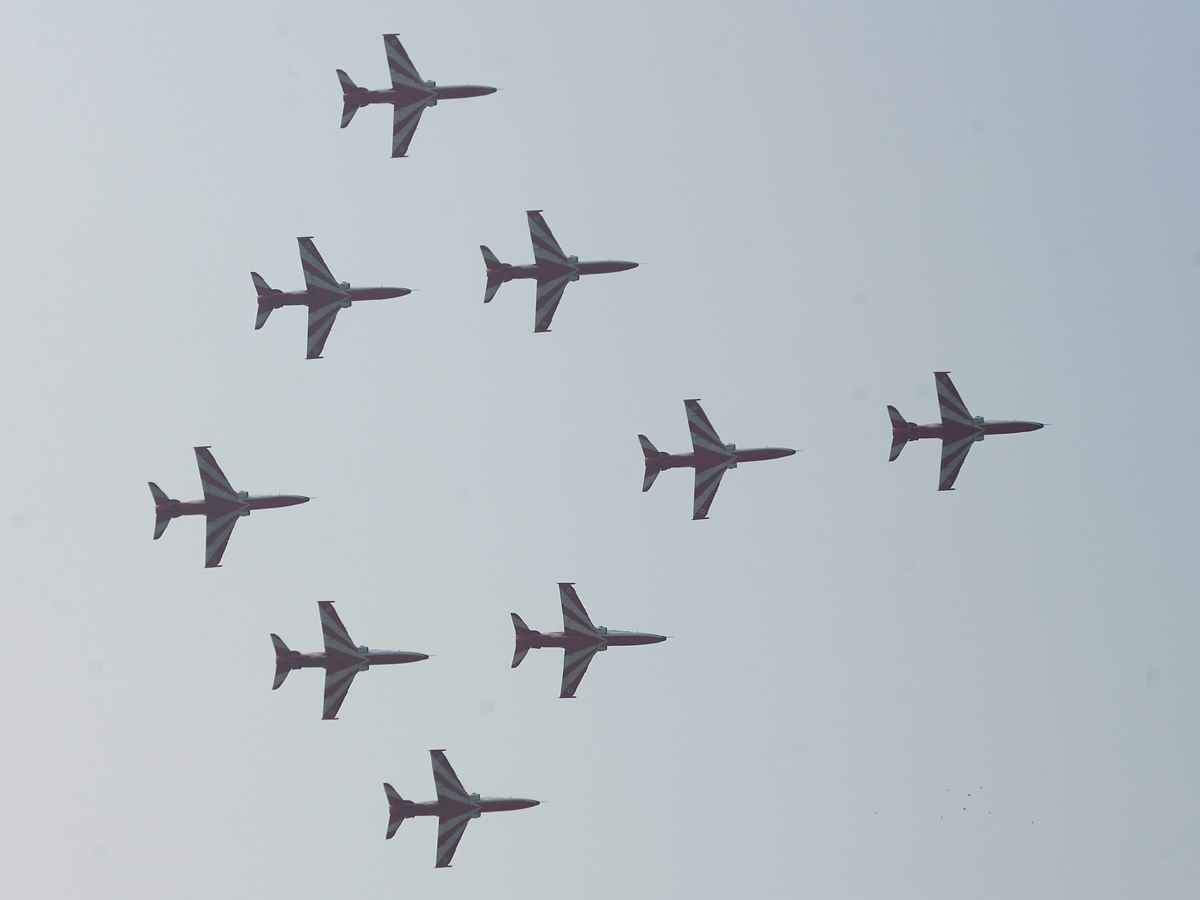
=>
[480,245,503,270]
[642,462,661,492]
[638,435,663,491]
[273,663,290,690]
[887,406,914,461]
[340,100,359,129]
[336,69,359,93]
[511,613,532,668]
[255,299,274,330]
[384,783,406,839]
[271,633,291,656]
[148,482,174,540]
[889,433,909,462]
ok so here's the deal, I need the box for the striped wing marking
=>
[435,812,473,868]
[194,447,239,504]
[693,460,734,520]
[383,34,425,91]
[558,583,600,638]
[306,301,343,359]
[939,434,975,491]
[935,372,975,429]
[204,509,241,568]
[533,274,571,333]
[391,100,427,158]
[560,644,600,699]
[684,400,734,458]
[296,237,342,299]
[527,210,569,266]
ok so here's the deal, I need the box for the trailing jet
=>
[639,399,796,520]
[384,750,539,868]
[148,447,309,568]
[511,583,666,699]
[252,236,411,359]
[337,34,496,158]
[888,371,1044,491]
[271,602,428,719]
[480,210,638,332]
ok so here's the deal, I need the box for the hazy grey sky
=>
[1,2,1197,897]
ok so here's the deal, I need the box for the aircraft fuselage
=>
[389,796,540,820]
[894,419,1044,443]
[277,648,428,671]
[155,494,309,521]
[487,260,639,284]
[262,286,411,310]
[651,446,797,471]
[344,84,497,110]
[517,628,666,652]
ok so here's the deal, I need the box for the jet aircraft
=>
[888,371,1045,491]
[511,583,666,699]
[384,750,539,868]
[480,210,638,332]
[252,236,411,359]
[337,34,496,158]
[271,602,428,720]
[639,399,796,519]
[149,447,309,568]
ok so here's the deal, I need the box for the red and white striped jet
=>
[271,602,428,720]
[888,372,1044,491]
[384,750,539,868]
[480,210,638,332]
[148,447,309,568]
[511,583,667,699]
[252,237,411,359]
[639,399,796,519]
[337,34,496,158]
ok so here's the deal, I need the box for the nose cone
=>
[780,448,797,457]
[649,633,668,644]
[1032,422,1045,430]
[616,260,639,272]
[292,496,311,505]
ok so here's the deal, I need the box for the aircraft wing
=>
[935,372,975,429]
[533,273,571,333]
[693,460,734,520]
[204,509,241,568]
[684,400,733,457]
[560,644,600,699]
[297,237,343,299]
[527,210,570,266]
[318,602,359,656]
[391,100,426,158]
[194,447,240,504]
[321,664,359,719]
[430,750,473,806]
[938,433,975,491]
[306,300,343,359]
[383,34,425,92]
[435,812,473,868]
[558,583,601,639]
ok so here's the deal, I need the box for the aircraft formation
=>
[145,31,1045,870]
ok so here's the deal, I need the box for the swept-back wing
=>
[391,101,427,158]
[322,664,359,719]
[194,447,240,504]
[684,400,734,458]
[935,372,975,429]
[435,812,473,868]
[527,210,570,266]
[430,750,473,806]
[306,301,343,359]
[319,602,359,656]
[558,583,600,638]
[296,237,343,299]
[560,644,600,699]
[383,34,425,91]
[204,509,241,568]
[939,434,976,491]
[534,274,571,333]
[693,460,734,520]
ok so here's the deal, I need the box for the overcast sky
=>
[1,2,1197,898]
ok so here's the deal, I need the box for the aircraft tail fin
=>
[384,783,407,839]
[638,435,663,492]
[252,273,277,330]
[511,613,532,668]
[481,246,504,303]
[336,70,361,128]
[148,482,174,540]
[270,634,292,689]
[887,405,912,462]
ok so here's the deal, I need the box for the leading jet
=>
[384,750,539,868]
[337,34,496,158]
[149,447,309,568]
[480,210,638,332]
[252,236,411,359]
[511,583,667,699]
[888,371,1045,491]
[639,399,796,519]
[271,602,428,720]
